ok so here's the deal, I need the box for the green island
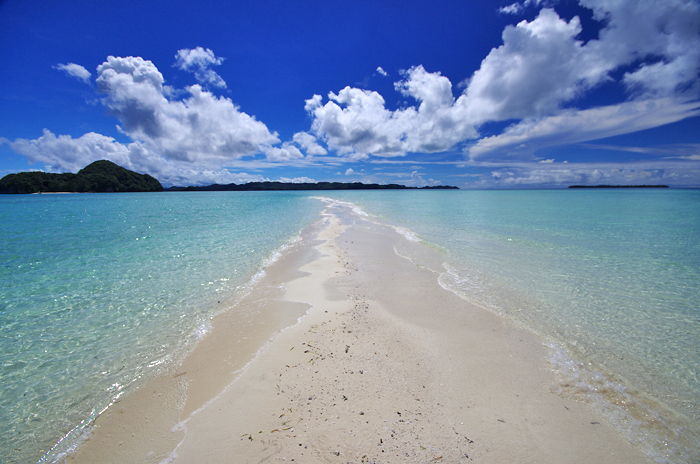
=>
[0,160,163,194]
[0,160,459,193]
[164,182,458,191]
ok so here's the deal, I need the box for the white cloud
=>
[469,98,700,160]
[499,0,548,15]
[345,168,354,175]
[96,55,279,163]
[8,52,312,186]
[466,157,700,188]
[304,94,323,112]
[10,129,137,173]
[175,47,227,88]
[499,4,524,15]
[376,66,388,76]
[460,9,609,123]
[460,0,700,160]
[260,142,304,162]
[483,164,698,187]
[303,1,700,166]
[581,0,700,99]
[305,65,477,159]
[292,131,328,156]
[582,143,700,159]
[302,1,699,164]
[279,176,316,183]
[10,1,700,188]
[395,66,454,112]
[306,86,401,158]
[55,63,91,84]
[175,47,223,69]
[407,170,436,187]
[7,129,273,186]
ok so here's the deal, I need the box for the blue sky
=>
[1,0,699,188]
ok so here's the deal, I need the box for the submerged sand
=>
[69,200,651,463]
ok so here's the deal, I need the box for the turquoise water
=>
[1,190,699,463]
[0,192,322,463]
[326,189,700,463]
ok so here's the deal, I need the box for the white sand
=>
[70,201,651,463]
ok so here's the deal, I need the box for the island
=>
[164,182,459,191]
[0,161,459,194]
[568,185,669,188]
[0,160,163,194]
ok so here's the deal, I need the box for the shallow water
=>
[325,189,700,463]
[0,192,322,463]
[2,189,698,463]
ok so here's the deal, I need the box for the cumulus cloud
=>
[11,0,700,187]
[278,176,316,183]
[499,4,524,15]
[55,63,91,84]
[10,51,305,186]
[260,142,304,162]
[8,129,275,186]
[305,87,401,159]
[305,65,477,159]
[345,168,354,175]
[175,47,227,88]
[10,129,138,173]
[96,55,279,162]
[460,8,621,124]
[376,66,388,76]
[292,131,327,156]
[499,0,548,15]
[462,0,700,160]
[304,0,700,164]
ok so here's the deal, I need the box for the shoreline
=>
[68,199,651,463]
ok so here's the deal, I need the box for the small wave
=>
[438,264,487,298]
[316,196,371,218]
[547,342,700,464]
[392,245,419,266]
[192,322,212,340]
[392,226,420,242]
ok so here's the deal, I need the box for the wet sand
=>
[69,200,651,463]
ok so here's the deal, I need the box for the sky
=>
[1,0,699,188]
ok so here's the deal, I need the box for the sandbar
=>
[69,200,651,463]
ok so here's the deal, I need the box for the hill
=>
[0,161,163,194]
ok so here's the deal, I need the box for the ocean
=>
[328,189,700,464]
[0,192,323,463]
[1,189,698,463]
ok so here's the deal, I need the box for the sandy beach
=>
[69,200,651,463]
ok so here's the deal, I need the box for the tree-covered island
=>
[0,160,163,194]
[1,160,459,193]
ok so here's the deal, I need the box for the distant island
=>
[165,182,459,192]
[0,161,459,194]
[0,160,163,194]
[568,185,669,189]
